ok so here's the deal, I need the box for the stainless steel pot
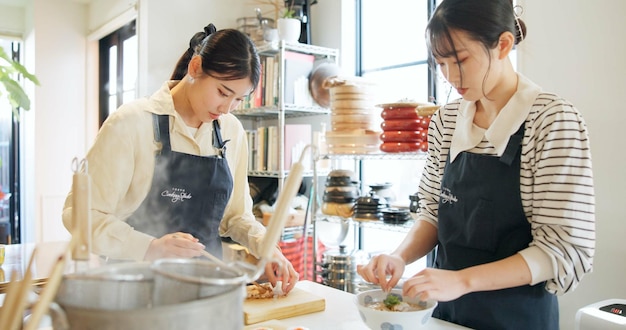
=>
[55,262,154,310]
[321,246,369,293]
[52,259,248,330]
[151,258,246,306]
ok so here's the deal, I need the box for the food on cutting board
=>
[246,282,285,299]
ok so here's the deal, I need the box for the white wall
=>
[0,4,24,37]
[518,1,626,328]
[24,0,88,243]
[137,0,246,95]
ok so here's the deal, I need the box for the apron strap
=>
[212,119,230,157]
[499,123,525,166]
[152,114,172,155]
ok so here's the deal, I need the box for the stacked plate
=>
[377,102,438,153]
[325,78,381,154]
[381,207,412,224]
[352,191,388,222]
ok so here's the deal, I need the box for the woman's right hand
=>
[143,232,206,261]
[357,254,406,292]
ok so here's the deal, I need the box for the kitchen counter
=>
[1,242,467,329]
[257,280,469,330]
[0,241,68,293]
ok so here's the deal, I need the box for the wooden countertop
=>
[0,241,99,294]
[0,243,467,329]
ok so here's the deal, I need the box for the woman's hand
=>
[356,254,406,292]
[143,232,206,261]
[402,268,469,302]
[264,247,299,294]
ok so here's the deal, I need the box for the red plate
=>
[380,131,425,142]
[381,119,423,131]
[381,107,420,120]
[380,142,422,153]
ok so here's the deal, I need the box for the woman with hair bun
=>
[357,0,595,328]
[63,23,298,293]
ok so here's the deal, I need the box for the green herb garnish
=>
[383,294,401,309]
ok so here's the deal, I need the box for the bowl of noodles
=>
[354,289,437,329]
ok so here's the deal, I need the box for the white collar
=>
[449,73,542,162]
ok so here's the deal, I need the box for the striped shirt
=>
[416,74,595,295]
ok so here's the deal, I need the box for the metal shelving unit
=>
[233,41,338,189]
[310,152,427,283]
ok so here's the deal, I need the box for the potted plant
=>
[250,0,301,42]
[0,47,39,115]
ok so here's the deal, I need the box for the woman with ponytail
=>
[358,0,595,328]
[63,23,299,293]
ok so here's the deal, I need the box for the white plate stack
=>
[325,78,381,154]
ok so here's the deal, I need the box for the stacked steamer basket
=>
[324,77,381,154]
[378,102,439,153]
[322,169,360,217]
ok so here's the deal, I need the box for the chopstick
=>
[0,246,38,330]
[0,270,21,330]
[24,239,76,330]
[6,247,37,330]
[199,249,230,268]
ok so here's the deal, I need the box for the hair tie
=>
[513,5,525,42]
[204,23,217,37]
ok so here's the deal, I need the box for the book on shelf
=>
[246,130,257,172]
[283,50,315,105]
[266,126,278,172]
[264,56,275,107]
[247,124,312,172]
[284,124,311,170]
[255,126,266,171]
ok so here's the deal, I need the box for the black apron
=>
[432,124,558,330]
[126,114,233,258]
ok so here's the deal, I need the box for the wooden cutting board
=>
[243,287,325,325]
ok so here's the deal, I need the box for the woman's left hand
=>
[402,267,469,302]
[264,247,299,294]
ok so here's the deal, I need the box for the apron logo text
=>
[161,187,192,203]
[440,187,458,204]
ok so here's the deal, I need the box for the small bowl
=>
[354,289,437,329]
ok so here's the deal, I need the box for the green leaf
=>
[0,46,39,111]
[9,60,39,85]
[1,75,31,110]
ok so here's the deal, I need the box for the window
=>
[351,0,437,204]
[0,39,22,244]
[98,20,137,126]
[358,0,482,106]
[358,0,437,103]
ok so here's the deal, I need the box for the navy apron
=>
[126,114,233,258]
[432,124,558,330]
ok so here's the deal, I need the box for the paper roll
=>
[71,170,91,260]
[259,161,305,260]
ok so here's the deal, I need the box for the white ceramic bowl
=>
[354,289,437,329]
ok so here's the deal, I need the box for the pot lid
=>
[355,191,388,207]
[327,169,357,179]
[369,182,393,190]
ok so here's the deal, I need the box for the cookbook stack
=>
[324,77,381,154]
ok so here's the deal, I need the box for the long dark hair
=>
[170,23,261,92]
[426,0,526,90]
